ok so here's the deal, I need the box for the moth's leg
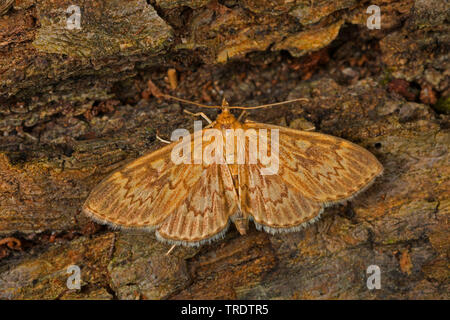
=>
[156,130,171,144]
[165,244,176,256]
[237,110,247,122]
[295,120,316,132]
[183,109,213,124]
[204,121,216,129]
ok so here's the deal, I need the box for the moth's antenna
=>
[227,98,309,110]
[160,93,308,110]
[161,94,221,109]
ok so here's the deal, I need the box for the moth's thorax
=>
[214,108,243,130]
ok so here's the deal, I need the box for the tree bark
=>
[0,0,448,299]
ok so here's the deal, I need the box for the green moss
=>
[433,96,450,114]
[384,239,397,245]
[380,68,393,86]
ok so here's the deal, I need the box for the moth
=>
[83,95,383,246]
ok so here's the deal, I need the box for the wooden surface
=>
[0,0,448,299]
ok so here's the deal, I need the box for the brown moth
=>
[83,96,383,246]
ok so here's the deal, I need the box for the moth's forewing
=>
[236,121,383,233]
[244,122,383,203]
[83,130,239,246]
[156,162,238,246]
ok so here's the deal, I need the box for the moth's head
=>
[215,98,241,128]
[221,97,229,109]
